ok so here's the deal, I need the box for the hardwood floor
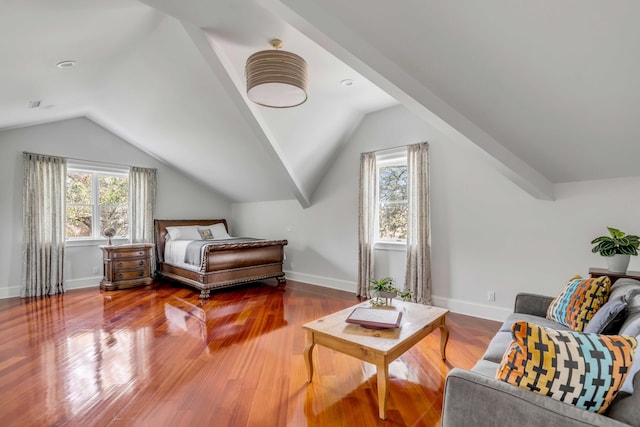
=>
[0,280,500,427]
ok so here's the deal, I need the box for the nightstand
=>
[588,267,640,285]
[100,243,154,291]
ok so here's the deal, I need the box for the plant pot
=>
[370,290,397,306]
[606,254,631,273]
[377,290,397,299]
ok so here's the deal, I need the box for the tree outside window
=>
[66,169,129,239]
[378,164,408,241]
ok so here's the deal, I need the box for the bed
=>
[155,219,288,298]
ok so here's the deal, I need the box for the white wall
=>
[232,105,640,321]
[0,117,232,298]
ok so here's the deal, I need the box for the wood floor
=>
[0,280,500,427]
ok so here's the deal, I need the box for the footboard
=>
[203,240,287,271]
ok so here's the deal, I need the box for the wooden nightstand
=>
[100,243,154,291]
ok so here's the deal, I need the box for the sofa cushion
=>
[499,313,572,333]
[496,321,637,414]
[546,276,611,332]
[482,331,514,363]
[584,296,629,335]
[609,278,640,301]
[620,299,640,337]
[470,359,500,378]
[607,365,640,427]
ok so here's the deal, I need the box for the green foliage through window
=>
[66,170,129,239]
[378,165,407,240]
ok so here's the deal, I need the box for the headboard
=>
[154,219,228,263]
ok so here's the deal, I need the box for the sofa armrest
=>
[514,293,554,316]
[442,368,628,427]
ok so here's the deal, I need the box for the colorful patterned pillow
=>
[546,276,611,331]
[496,321,637,413]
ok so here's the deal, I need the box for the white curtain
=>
[129,167,157,269]
[357,152,377,298]
[405,142,431,304]
[22,153,67,297]
[129,167,156,243]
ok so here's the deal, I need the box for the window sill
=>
[375,241,406,252]
[66,238,130,248]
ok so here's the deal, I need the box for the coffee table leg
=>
[439,319,450,360]
[376,360,389,419]
[304,330,316,382]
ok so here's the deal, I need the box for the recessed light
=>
[56,60,77,69]
[340,79,354,87]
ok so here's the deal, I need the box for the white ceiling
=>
[1,0,638,206]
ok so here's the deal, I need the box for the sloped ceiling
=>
[2,0,638,206]
[270,0,640,191]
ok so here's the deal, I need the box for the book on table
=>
[345,307,403,329]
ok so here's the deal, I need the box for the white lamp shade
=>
[246,49,308,108]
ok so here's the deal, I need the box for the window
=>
[66,163,129,241]
[376,151,408,242]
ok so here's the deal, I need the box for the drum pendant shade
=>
[246,40,308,108]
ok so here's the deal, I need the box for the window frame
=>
[375,148,408,250]
[65,161,130,247]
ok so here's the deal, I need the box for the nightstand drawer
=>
[115,259,148,269]
[115,267,151,281]
[100,243,154,291]
[111,249,149,259]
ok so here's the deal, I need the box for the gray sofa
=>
[442,278,640,427]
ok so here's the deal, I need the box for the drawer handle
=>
[118,273,123,279]
[118,262,123,268]
[139,272,144,277]
[139,260,144,266]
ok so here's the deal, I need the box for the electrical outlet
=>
[487,290,496,302]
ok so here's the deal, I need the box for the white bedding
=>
[164,239,202,271]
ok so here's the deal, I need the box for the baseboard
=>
[0,286,22,299]
[283,270,511,322]
[431,296,511,322]
[283,270,356,293]
[65,276,101,290]
[0,276,101,300]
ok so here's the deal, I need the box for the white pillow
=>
[165,226,202,241]
[199,223,231,239]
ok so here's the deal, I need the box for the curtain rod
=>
[362,141,427,156]
[23,151,152,171]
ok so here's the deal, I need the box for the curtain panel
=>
[405,142,432,304]
[129,167,157,270]
[22,153,67,297]
[357,152,377,298]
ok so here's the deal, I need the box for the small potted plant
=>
[368,277,412,306]
[591,227,639,273]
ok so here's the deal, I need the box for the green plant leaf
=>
[591,236,611,244]
[601,248,616,256]
[597,240,616,252]
[608,227,625,239]
[619,245,636,255]
[618,237,630,246]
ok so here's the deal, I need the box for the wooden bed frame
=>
[154,219,287,298]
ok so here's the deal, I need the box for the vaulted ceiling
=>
[2,0,638,206]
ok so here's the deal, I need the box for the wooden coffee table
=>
[303,300,449,419]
